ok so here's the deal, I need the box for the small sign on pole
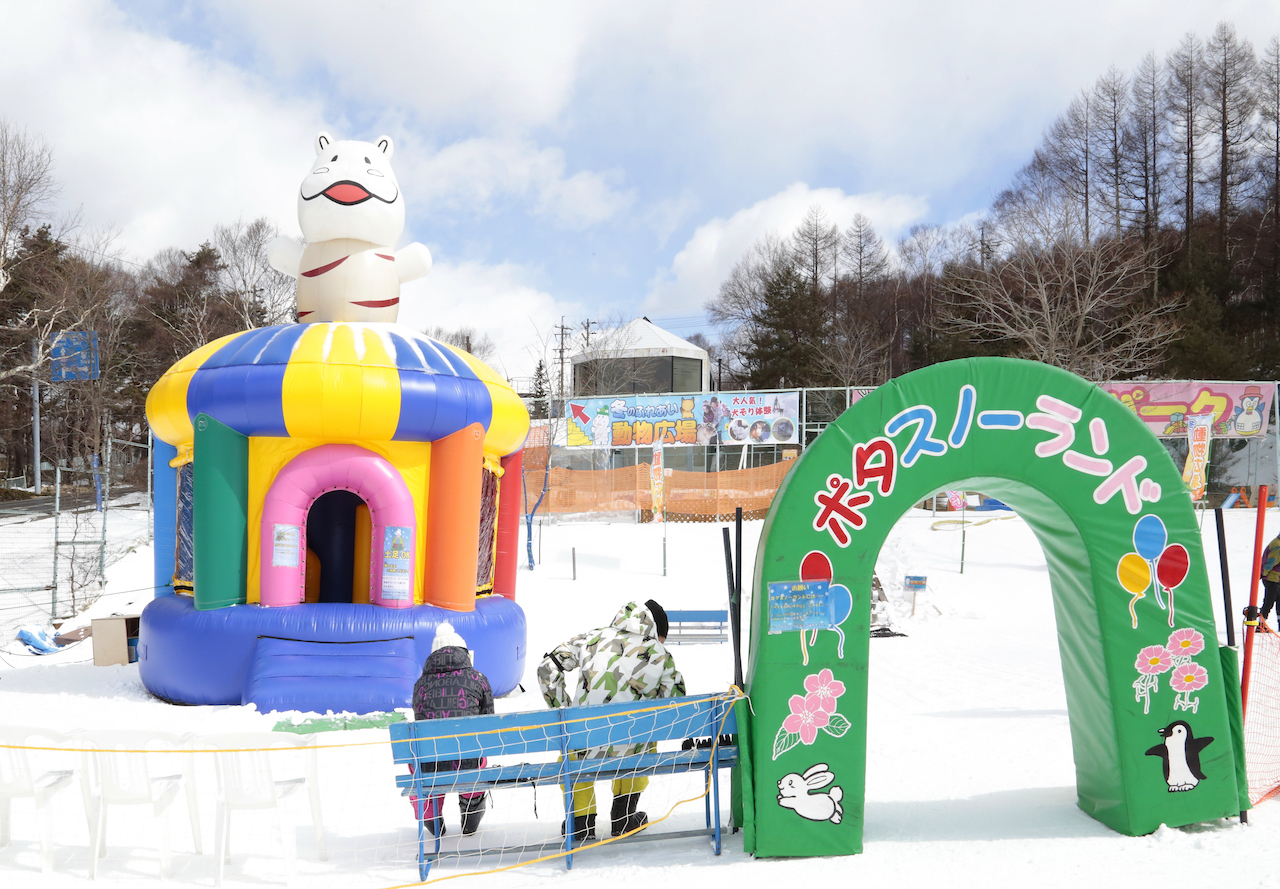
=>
[50,332,100,382]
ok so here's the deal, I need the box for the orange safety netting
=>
[519,450,795,522]
[1245,621,1280,805]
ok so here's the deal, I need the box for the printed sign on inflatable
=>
[739,358,1247,857]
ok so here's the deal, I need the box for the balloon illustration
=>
[1117,552,1152,629]
[798,551,852,662]
[1133,514,1169,609]
[1132,514,1167,560]
[1157,543,1190,628]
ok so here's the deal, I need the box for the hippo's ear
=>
[375,135,394,159]
[315,132,333,156]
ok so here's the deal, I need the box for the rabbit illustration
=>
[776,763,843,823]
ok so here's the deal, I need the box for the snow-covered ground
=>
[2,501,1278,888]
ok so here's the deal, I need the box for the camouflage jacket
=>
[537,602,686,757]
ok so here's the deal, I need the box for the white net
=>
[0,692,741,886]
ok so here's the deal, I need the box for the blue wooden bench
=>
[389,692,739,880]
[665,609,730,644]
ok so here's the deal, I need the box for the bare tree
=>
[1092,67,1131,239]
[0,120,58,294]
[422,324,497,363]
[214,217,294,327]
[1037,91,1093,241]
[1124,52,1167,244]
[705,231,791,380]
[940,194,1181,379]
[1165,32,1205,254]
[791,205,840,293]
[820,311,888,387]
[1202,21,1258,253]
[841,213,890,300]
[1257,36,1280,217]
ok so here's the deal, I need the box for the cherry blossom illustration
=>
[804,668,846,713]
[1133,644,1173,714]
[773,670,852,760]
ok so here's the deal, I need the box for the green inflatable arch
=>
[739,358,1247,858]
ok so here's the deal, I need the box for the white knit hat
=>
[431,621,467,653]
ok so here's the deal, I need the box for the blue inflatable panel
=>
[243,636,420,714]
[138,594,526,708]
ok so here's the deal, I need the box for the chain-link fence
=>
[0,436,153,624]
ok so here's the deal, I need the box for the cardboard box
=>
[92,615,140,666]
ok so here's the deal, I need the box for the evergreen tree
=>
[530,359,549,419]
[744,265,828,389]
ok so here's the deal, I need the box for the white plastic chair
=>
[82,730,202,879]
[203,732,326,886]
[0,726,77,873]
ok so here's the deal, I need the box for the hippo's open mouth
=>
[321,181,373,205]
[301,180,399,205]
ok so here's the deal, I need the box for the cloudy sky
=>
[2,1,1278,383]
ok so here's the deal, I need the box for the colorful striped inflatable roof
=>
[146,322,528,456]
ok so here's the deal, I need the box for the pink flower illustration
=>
[1170,662,1208,693]
[1167,628,1205,658]
[782,693,831,745]
[1135,645,1172,675]
[803,668,846,713]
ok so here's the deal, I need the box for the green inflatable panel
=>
[193,413,249,611]
[743,358,1244,857]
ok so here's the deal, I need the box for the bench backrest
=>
[389,693,737,763]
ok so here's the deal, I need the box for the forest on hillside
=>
[708,22,1280,393]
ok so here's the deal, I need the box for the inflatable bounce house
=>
[138,133,529,714]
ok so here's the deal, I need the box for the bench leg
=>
[563,783,573,869]
[711,754,723,855]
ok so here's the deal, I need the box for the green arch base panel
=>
[742,358,1247,858]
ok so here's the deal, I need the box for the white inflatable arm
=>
[267,235,304,278]
[394,242,432,284]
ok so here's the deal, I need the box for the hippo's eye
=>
[364,156,371,164]
[331,155,338,162]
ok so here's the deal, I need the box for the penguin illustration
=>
[1145,720,1213,792]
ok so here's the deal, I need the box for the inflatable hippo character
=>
[268,132,432,323]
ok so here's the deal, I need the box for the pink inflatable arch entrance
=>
[260,443,417,608]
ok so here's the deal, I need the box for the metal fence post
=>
[100,437,111,586]
[52,466,61,621]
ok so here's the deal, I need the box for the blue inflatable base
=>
[138,594,526,711]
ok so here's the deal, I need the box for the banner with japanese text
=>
[564,390,801,448]
[1181,413,1212,501]
[1104,381,1273,439]
[650,440,665,520]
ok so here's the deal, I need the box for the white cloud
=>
[642,183,928,318]
[0,2,322,261]
[400,137,633,230]
[397,259,580,385]
[191,2,601,133]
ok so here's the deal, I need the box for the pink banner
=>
[1103,381,1273,439]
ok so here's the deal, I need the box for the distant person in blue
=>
[1260,533,1280,631]
[410,622,494,837]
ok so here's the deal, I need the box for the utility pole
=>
[555,316,571,404]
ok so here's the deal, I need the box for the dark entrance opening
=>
[306,489,366,603]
